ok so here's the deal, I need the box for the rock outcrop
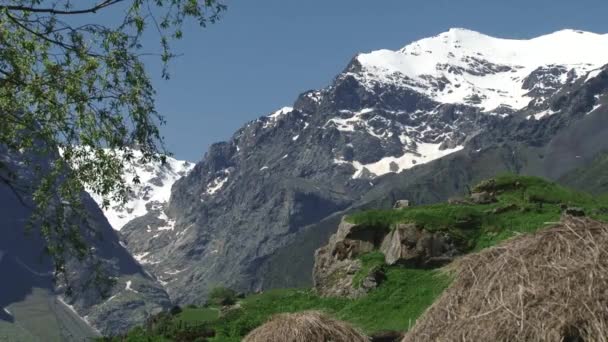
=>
[393,200,411,209]
[469,191,497,204]
[380,223,459,267]
[313,217,462,298]
[313,218,387,298]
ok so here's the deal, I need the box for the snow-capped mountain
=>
[87,151,194,231]
[322,28,608,179]
[353,28,608,110]
[119,28,608,304]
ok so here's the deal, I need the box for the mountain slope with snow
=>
[87,152,194,231]
[353,28,608,110]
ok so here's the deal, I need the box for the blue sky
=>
[140,0,608,161]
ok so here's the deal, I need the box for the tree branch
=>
[4,11,91,55]
[0,171,29,207]
[1,0,126,15]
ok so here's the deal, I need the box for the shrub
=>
[208,286,238,306]
[170,305,183,316]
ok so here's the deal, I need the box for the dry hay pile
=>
[403,216,608,342]
[243,310,370,342]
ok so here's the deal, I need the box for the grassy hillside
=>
[105,175,608,342]
[106,267,448,342]
[560,152,608,196]
[349,174,608,250]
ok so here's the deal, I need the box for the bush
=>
[170,305,183,315]
[208,286,238,306]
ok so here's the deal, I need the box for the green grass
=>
[352,251,385,288]
[111,175,608,342]
[110,267,448,342]
[176,307,220,324]
[208,267,449,341]
[348,174,608,250]
[348,204,484,232]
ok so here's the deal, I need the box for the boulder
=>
[470,191,497,204]
[380,223,460,267]
[563,207,586,217]
[472,178,497,193]
[491,203,519,214]
[393,200,411,209]
[359,267,386,292]
[448,197,469,205]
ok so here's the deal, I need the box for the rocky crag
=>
[312,188,497,298]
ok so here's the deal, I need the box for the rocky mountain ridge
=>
[117,28,608,304]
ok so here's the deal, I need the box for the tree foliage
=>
[0,0,225,287]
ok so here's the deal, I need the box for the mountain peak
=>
[444,27,487,38]
[353,28,608,110]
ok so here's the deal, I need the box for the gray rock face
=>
[380,224,460,267]
[522,65,570,98]
[0,148,171,337]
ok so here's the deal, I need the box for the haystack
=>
[243,310,370,342]
[403,216,608,342]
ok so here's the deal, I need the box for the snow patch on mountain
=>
[204,170,230,196]
[156,212,176,231]
[134,252,150,263]
[87,151,194,230]
[269,107,294,119]
[125,281,138,293]
[327,108,405,139]
[263,107,294,128]
[353,28,608,110]
[585,68,604,82]
[335,142,463,178]
[588,103,603,115]
[528,108,558,120]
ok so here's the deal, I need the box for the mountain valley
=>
[3,28,608,340]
